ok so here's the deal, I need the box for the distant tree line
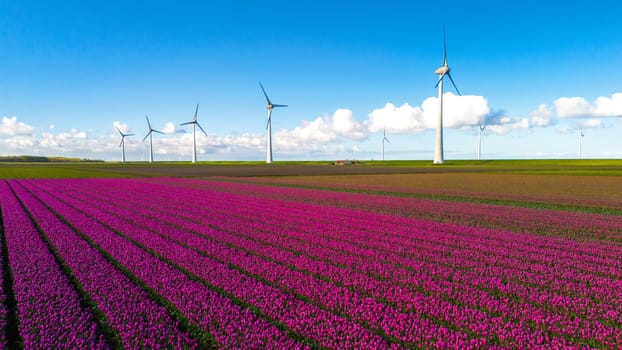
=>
[0,155,104,162]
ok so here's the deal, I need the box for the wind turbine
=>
[433,28,460,164]
[382,128,391,161]
[477,125,486,160]
[260,82,287,164]
[180,104,207,163]
[142,116,163,163]
[115,126,135,163]
[578,129,584,159]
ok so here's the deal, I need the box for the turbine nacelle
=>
[435,65,450,75]
[180,104,207,136]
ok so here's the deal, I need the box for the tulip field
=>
[1,175,621,349]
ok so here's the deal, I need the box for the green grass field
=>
[1,159,622,179]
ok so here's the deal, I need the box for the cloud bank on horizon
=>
[2,92,622,160]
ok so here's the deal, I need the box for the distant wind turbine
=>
[382,128,391,161]
[116,126,135,163]
[180,104,207,163]
[142,116,163,163]
[260,82,287,164]
[578,129,584,159]
[477,125,486,160]
[433,28,460,164]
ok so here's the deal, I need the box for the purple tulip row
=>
[0,185,8,349]
[0,181,109,349]
[121,178,622,345]
[28,178,622,348]
[112,179,622,346]
[6,180,200,348]
[150,176,622,245]
[221,175,621,209]
[22,179,389,349]
[123,178,622,296]
[0,243,5,349]
[17,179,308,350]
[161,180,622,274]
[45,180,477,348]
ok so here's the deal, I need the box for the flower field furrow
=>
[150,177,622,245]
[103,179,620,314]
[138,177,622,273]
[8,177,622,348]
[93,177,622,285]
[220,188,622,290]
[18,179,306,350]
[30,180,392,349]
[9,180,200,349]
[0,181,109,349]
[56,178,622,330]
[52,183,481,348]
[239,174,622,211]
[0,186,10,349]
[146,193,622,346]
[221,187,622,272]
[40,178,622,347]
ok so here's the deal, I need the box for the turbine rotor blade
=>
[126,133,135,136]
[119,137,124,147]
[384,137,391,144]
[196,122,207,136]
[259,82,272,105]
[142,131,151,141]
[434,74,444,88]
[145,115,152,129]
[272,104,288,108]
[194,104,199,121]
[152,130,164,135]
[115,126,123,135]
[180,121,194,126]
[443,27,448,66]
[447,73,460,95]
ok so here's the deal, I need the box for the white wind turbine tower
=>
[477,125,486,160]
[180,104,207,163]
[115,126,135,163]
[260,82,287,164]
[433,29,461,164]
[578,129,584,159]
[382,128,391,161]
[143,116,163,163]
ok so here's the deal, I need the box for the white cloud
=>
[1,136,36,149]
[554,97,592,118]
[0,116,34,136]
[425,93,491,129]
[554,93,622,118]
[529,104,555,127]
[593,93,622,117]
[556,126,574,135]
[271,109,366,152]
[162,122,178,134]
[367,102,427,133]
[332,109,367,140]
[486,117,530,135]
[580,118,603,128]
[368,93,491,134]
[286,117,336,143]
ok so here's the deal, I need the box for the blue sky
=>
[1,1,621,161]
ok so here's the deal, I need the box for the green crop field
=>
[1,159,622,179]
